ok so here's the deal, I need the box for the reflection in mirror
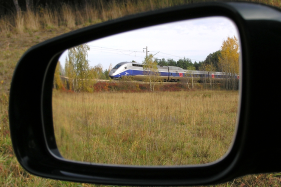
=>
[52,16,240,165]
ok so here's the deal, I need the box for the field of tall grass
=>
[0,0,196,36]
[53,90,238,165]
[1,0,281,186]
[1,0,280,36]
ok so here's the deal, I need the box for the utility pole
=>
[143,46,149,58]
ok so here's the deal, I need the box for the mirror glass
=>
[52,16,240,165]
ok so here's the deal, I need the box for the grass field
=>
[53,90,238,165]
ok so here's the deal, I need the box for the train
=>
[109,62,239,82]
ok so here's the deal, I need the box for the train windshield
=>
[113,64,122,69]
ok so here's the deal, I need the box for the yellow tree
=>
[219,36,239,89]
[185,66,195,89]
[108,63,112,72]
[65,56,75,90]
[142,54,160,92]
[91,64,103,79]
[54,61,64,90]
[65,44,94,92]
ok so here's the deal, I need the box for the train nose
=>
[109,69,115,76]
[109,71,113,77]
[109,69,116,79]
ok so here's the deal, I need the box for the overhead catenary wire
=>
[150,51,203,62]
[86,45,204,62]
[89,45,143,54]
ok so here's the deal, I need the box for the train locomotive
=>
[109,62,237,82]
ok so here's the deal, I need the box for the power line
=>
[89,45,143,54]
[87,45,204,62]
[88,49,144,58]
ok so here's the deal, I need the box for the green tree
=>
[193,61,202,70]
[176,57,194,70]
[90,64,104,79]
[143,54,160,92]
[65,44,94,92]
[104,69,110,80]
[157,58,196,70]
[201,50,221,71]
[167,59,176,66]
[157,58,168,66]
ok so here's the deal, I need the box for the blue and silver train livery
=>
[108,62,237,82]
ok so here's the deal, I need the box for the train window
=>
[53,16,240,166]
[132,64,143,67]
[113,64,121,69]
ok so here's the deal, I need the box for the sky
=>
[59,16,239,71]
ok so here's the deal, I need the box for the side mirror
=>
[54,16,240,165]
[9,2,281,186]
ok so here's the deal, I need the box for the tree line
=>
[54,43,111,92]
[155,50,221,72]
[55,36,239,91]
[144,36,239,90]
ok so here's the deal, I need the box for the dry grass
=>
[62,4,76,28]
[0,0,280,36]
[53,90,238,165]
[41,6,56,29]
[0,0,188,35]
[0,0,281,35]
[24,10,40,31]
[14,12,24,33]
[0,16,11,36]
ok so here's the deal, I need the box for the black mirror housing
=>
[9,2,281,186]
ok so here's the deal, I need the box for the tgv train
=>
[109,62,238,82]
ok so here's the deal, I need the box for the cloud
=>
[59,16,239,69]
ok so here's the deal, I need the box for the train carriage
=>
[109,62,237,82]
